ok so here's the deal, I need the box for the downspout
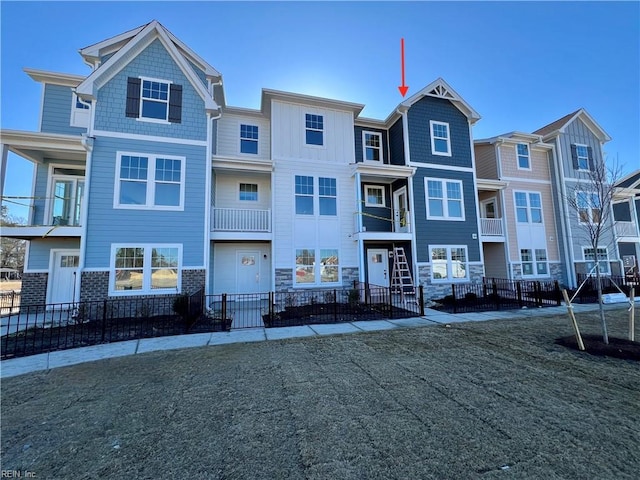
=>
[355,171,365,283]
[204,107,222,296]
[551,139,575,287]
[495,140,512,279]
[468,121,485,279]
[77,133,94,303]
[399,107,419,287]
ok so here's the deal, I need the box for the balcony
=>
[615,221,639,238]
[480,217,505,240]
[210,207,271,240]
[352,209,412,241]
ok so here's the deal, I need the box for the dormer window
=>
[126,77,182,123]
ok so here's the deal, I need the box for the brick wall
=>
[80,271,110,303]
[182,269,206,294]
[20,272,48,306]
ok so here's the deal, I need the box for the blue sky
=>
[1,1,639,220]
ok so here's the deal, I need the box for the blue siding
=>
[407,96,471,168]
[40,84,87,135]
[28,238,80,270]
[31,159,86,225]
[389,119,405,165]
[84,136,207,268]
[94,39,207,141]
[412,169,480,262]
[354,127,389,164]
[362,183,392,232]
[188,60,208,86]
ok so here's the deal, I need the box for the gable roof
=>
[76,20,219,114]
[615,169,640,189]
[396,77,481,125]
[533,108,611,142]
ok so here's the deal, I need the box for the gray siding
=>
[85,136,207,268]
[94,39,207,141]
[613,202,632,222]
[558,118,604,180]
[27,238,80,270]
[389,119,404,165]
[354,126,389,164]
[407,96,471,168]
[547,142,570,286]
[41,84,87,136]
[636,198,640,226]
[412,169,480,263]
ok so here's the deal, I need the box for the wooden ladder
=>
[391,247,415,302]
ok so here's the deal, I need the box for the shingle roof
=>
[615,170,640,189]
[532,109,581,137]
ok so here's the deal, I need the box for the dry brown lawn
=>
[1,307,638,479]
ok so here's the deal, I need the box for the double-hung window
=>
[126,77,182,123]
[305,114,324,146]
[319,177,337,215]
[240,124,259,154]
[515,192,542,224]
[430,246,468,282]
[575,145,590,171]
[141,79,170,120]
[577,191,601,223]
[365,185,385,207]
[517,143,530,169]
[430,121,451,156]
[363,131,383,161]
[116,153,185,210]
[584,247,610,275]
[111,244,181,295]
[295,175,314,215]
[425,178,464,220]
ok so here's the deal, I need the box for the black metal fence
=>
[431,278,562,314]
[574,273,639,303]
[1,290,20,316]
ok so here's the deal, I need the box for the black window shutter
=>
[168,84,183,123]
[126,77,141,118]
[587,146,595,171]
[570,144,578,169]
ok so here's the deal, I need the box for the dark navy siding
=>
[636,198,640,226]
[363,241,413,284]
[362,183,392,232]
[389,119,405,165]
[412,168,480,263]
[407,96,471,168]
[354,126,389,164]
[613,202,632,222]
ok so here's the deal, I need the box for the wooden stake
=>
[629,287,635,342]
[562,289,585,351]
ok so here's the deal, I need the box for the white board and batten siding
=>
[270,99,359,277]
[216,112,271,160]
[214,171,271,211]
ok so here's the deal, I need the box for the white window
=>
[305,114,324,146]
[115,153,185,210]
[514,192,543,224]
[295,249,340,285]
[521,248,548,276]
[430,246,468,282]
[576,145,590,170]
[240,124,259,154]
[239,183,258,201]
[583,247,610,275]
[535,249,548,275]
[295,176,337,216]
[425,178,464,220]
[429,121,451,156]
[319,177,337,216]
[576,191,601,223]
[517,143,530,170]
[365,185,386,207]
[70,93,91,128]
[140,78,171,121]
[111,244,181,295]
[48,167,85,226]
[295,175,314,215]
[363,131,383,162]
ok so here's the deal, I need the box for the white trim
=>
[82,267,110,272]
[92,129,208,146]
[364,185,386,207]
[362,130,384,163]
[429,120,451,157]
[293,247,342,287]
[574,143,590,172]
[239,122,260,156]
[138,76,173,123]
[47,248,81,304]
[23,269,48,274]
[500,176,551,185]
[38,82,45,131]
[70,92,91,128]
[182,265,206,270]
[239,182,259,202]
[575,190,601,224]
[428,245,470,283]
[582,245,611,275]
[424,177,465,221]
[519,247,550,278]
[516,143,531,171]
[44,163,86,227]
[408,162,474,173]
[109,243,183,296]
[113,151,186,211]
[513,190,544,225]
[204,112,213,295]
[304,112,325,149]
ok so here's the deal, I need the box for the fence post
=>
[554,281,561,306]
[516,281,523,308]
[387,285,393,319]
[268,291,274,324]
[452,284,457,314]
[535,281,542,307]
[364,282,369,306]
[333,289,338,323]
[222,294,227,324]
[10,291,15,313]
[419,285,425,316]
[101,300,107,342]
[492,280,499,310]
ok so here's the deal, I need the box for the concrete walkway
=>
[0,302,620,378]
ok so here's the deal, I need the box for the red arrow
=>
[398,38,409,97]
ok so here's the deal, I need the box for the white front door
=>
[48,250,80,305]
[393,187,409,233]
[367,249,389,287]
[236,251,261,294]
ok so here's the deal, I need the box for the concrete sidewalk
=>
[0,302,616,378]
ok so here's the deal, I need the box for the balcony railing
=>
[353,209,411,234]
[480,217,504,237]
[615,221,639,237]
[211,208,271,232]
